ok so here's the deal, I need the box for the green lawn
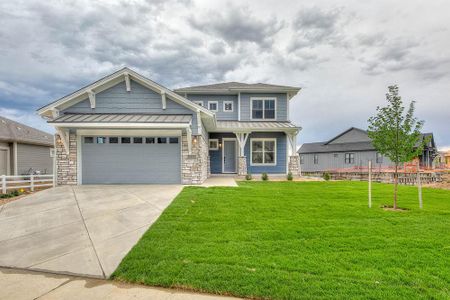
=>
[112,182,450,299]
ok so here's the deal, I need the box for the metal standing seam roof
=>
[49,114,193,123]
[215,120,300,130]
[0,116,54,146]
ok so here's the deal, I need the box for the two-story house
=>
[37,68,301,185]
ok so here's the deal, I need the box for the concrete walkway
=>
[0,267,237,300]
[0,185,182,278]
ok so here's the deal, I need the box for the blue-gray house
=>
[37,68,301,185]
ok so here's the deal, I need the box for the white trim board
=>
[76,129,182,136]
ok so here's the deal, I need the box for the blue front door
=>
[223,140,236,173]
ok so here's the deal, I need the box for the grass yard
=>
[112,182,450,299]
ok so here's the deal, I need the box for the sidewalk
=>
[0,267,238,300]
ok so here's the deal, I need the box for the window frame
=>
[193,100,204,107]
[84,137,94,144]
[223,100,234,112]
[209,139,219,151]
[300,155,304,164]
[208,101,219,112]
[313,154,319,164]
[344,153,355,164]
[250,138,277,166]
[376,152,383,163]
[250,97,277,120]
[109,137,119,144]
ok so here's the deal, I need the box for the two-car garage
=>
[81,135,181,184]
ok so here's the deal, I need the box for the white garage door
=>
[81,136,181,184]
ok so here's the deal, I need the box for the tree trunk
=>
[394,164,398,209]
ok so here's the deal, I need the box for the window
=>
[84,137,94,144]
[223,101,234,112]
[345,153,355,164]
[193,101,204,107]
[208,101,218,112]
[251,139,276,165]
[169,137,179,144]
[145,137,155,144]
[121,137,131,144]
[96,137,107,144]
[133,137,143,144]
[314,154,319,164]
[300,155,304,164]
[209,139,219,150]
[157,137,167,144]
[376,152,383,163]
[50,148,56,158]
[251,98,276,120]
[109,137,119,144]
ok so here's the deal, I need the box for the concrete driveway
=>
[0,185,182,279]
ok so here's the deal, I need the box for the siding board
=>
[16,144,53,175]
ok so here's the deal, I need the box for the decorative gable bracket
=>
[56,127,70,154]
[124,72,131,92]
[87,90,95,109]
[161,91,166,110]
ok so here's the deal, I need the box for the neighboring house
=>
[37,68,301,185]
[438,150,450,168]
[0,116,54,175]
[298,127,437,172]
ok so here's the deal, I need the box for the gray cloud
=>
[189,5,284,49]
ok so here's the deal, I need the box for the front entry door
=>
[223,139,237,173]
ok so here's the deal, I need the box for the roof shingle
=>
[0,116,53,146]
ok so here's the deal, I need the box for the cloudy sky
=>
[1,0,449,149]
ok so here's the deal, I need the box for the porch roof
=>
[214,120,300,132]
[49,113,192,124]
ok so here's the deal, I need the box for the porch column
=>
[234,132,250,176]
[287,131,301,176]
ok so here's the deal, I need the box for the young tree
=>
[367,85,425,209]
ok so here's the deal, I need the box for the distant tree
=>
[368,85,425,209]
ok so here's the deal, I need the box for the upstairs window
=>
[345,153,355,164]
[300,155,304,164]
[223,101,234,112]
[251,98,276,120]
[314,154,319,164]
[208,101,218,112]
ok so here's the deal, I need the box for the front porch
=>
[208,129,301,176]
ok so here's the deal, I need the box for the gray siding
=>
[329,129,371,144]
[81,137,181,184]
[240,93,288,121]
[186,94,238,120]
[62,80,200,134]
[17,143,53,175]
[300,151,393,172]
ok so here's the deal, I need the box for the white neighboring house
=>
[0,116,54,175]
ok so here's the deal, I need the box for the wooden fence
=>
[1,175,55,194]
[302,171,442,185]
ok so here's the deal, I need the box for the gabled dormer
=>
[174,82,301,122]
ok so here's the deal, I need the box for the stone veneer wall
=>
[55,132,77,185]
[238,156,247,175]
[288,155,301,176]
[181,134,208,184]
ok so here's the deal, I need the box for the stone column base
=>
[238,156,247,176]
[288,155,301,176]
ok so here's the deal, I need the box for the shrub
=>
[287,172,293,181]
[323,172,331,181]
[0,190,21,199]
[245,173,252,181]
[261,173,269,181]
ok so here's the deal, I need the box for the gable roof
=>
[174,81,301,98]
[299,130,436,154]
[324,127,369,145]
[37,67,214,119]
[0,116,53,147]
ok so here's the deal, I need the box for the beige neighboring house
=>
[0,116,54,176]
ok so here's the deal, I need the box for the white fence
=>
[1,175,55,194]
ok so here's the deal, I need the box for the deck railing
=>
[1,174,55,194]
